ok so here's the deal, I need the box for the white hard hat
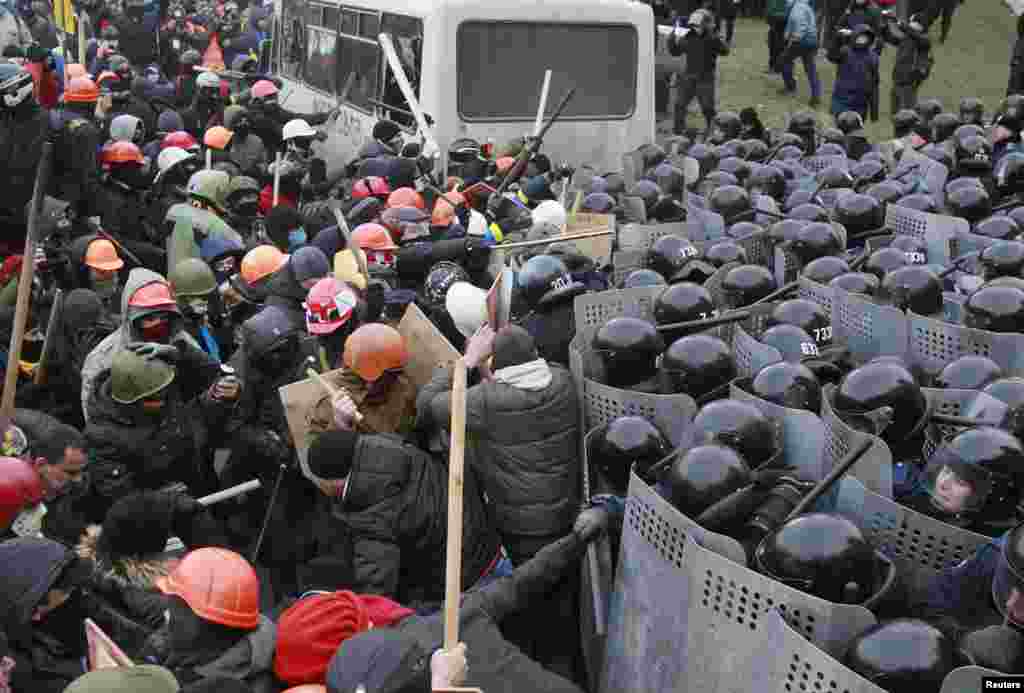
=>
[467,209,488,237]
[196,71,220,88]
[445,281,488,338]
[282,118,318,141]
[157,146,195,172]
[532,199,567,230]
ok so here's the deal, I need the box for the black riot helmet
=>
[689,143,720,179]
[768,218,808,245]
[630,179,662,216]
[647,235,701,282]
[991,522,1024,630]
[890,235,929,264]
[699,170,739,198]
[602,172,626,197]
[975,215,1022,241]
[752,361,822,412]
[776,145,804,161]
[661,335,736,400]
[831,272,880,296]
[851,159,886,186]
[517,254,585,310]
[957,134,994,175]
[980,240,1024,280]
[817,165,855,190]
[865,181,905,207]
[709,184,752,222]
[769,299,830,344]
[916,99,944,128]
[788,203,830,223]
[817,142,847,157]
[654,282,715,325]
[423,261,470,307]
[822,127,846,146]
[746,164,786,200]
[706,241,748,267]
[722,265,776,308]
[761,324,820,363]
[996,152,1024,199]
[834,193,883,236]
[836,110,865,135]
[802,256,851,284]
[620,268,668,289]
[592,317,665,387]
[774,131,806,152]
[955,123,987,152]
[892,109,921,138]
[719,157,752,185]
[982,378,1024,440]
[878,266,943,316]
[711,111,743,144]
[728,222,762,242]
[935,355,1004,390]
[960,97,986,126]
[791,222,842,264]
[844,620,956,693]
[920,427,1024,527]
[948,185,992,225]
[785,188,816,212]
[744,139,769,162]
[581,192,617,214]
[896,193,937,213]
[963,284,1024,333]
[639,143,667,170]
[754,513,882,604]
[931,112,962,143]
[946,176,984,197]
[719,139,746,159]
[834,360,927,446]
[789,110,817,137]
[689,398,777,466]
[654,162,686,196]
[592,416,672,493]
[922,143,955,170]
[663,444,750,517]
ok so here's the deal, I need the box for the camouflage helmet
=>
[168,258,217,297]
[111,349,176,404]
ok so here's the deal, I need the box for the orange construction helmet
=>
[156,547,260,630]
[386,187,425,211]
[343,323,409,381]
[84,238,124,271]
[351,223,398,252]
[241,245,287,285]
[204,125,234,150]
[496,156,517,174]
[283,686,328,693]
[100,141,145,169]
[431,191,465,227]
[65,63,89,79]
[63,76,99,104]
[127,281,176,310]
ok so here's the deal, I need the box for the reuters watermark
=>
[985,678,1024,690]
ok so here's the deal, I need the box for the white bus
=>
[268,0,656,176]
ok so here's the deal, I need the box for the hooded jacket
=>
[0,96,48,219]
[223,105,267,178]
[80,268,219,424]
[310,434,501,607]
[417,362,580,538]
[829,27,879,111]
[0,538,85,693]
[784,0,818,49]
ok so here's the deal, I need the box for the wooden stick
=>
[205,147,212,170]
[272,151,281,207]
[493,228,613,251]
[444,360,468,650]
[33,288,62,386]
[1,142,52,423]
[77,12,85,65]
[306,368,364,423]
[378,33,440,158]
[533,69,552,138]
[331,205,370,284]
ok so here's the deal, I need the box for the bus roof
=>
[318,0,652,23]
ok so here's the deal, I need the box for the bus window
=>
[456,22,637,121]
[337,37,379,112]
[379,13,422,128]
[280,0,306,79]
[303,3,337,94]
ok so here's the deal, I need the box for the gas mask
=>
[233,117,252,139]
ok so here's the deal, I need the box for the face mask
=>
[288,228,307,251]
[234,120,251,137]
[183,297,209,320]
[141,398,165,415]
[140,318,172,341]
[91,274,119,299]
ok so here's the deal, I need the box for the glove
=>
[959,625,1024,673]
[332,392,359,431]
[169,492,202,517]
[431,643,468,688]
[126,342,180,363]
[574,507,610,542]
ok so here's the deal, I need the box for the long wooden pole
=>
[1,143,53,423]
[443,360,468,649]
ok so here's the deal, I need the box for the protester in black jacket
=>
[667,9,730,136]
[0,61,48,250]
[1010,14,1024,97]
[301,430,502,606]
[882,13,932,114]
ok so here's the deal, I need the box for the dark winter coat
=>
[49,108,105,218]
[667,29,730,79]
[883,20,932,86]
[309,434,501,606]
[828,35,879,113]
[1011,15,1024,96]
[99,181,156,244]
[0,538,86,693]
[115,15,159,67]
[0,100,48,220]
[328,532,589,693]
[417,362,581,538]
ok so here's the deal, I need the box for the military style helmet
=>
[660,335,736,401]
[187,169,231,211]
[168,258,217,298]
[111,348,176,404]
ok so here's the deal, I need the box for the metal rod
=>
[197,479,262,506]
[784,437,874,522]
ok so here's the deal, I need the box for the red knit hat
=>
[273,591,414,685]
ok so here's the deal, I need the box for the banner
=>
[52,0,76,35]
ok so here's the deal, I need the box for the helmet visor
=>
[993,542,1024,627]
[922,445,994,516]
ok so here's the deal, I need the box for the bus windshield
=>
[456,21,638,122]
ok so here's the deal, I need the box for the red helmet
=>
[251,80,278,100]
[351,176,391,201]
[162,130,199,152]
[100,141,145,169]
[351,223,398,251]
[128,281,176,309]
[386,187,425,211]
[305,277,358,335]
[0,457,44,529]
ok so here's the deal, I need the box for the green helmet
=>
[225,175,261,210]
[222,104,247,129]
[169,258,217,297]
[186,169,231,210]
[111,349,176,404]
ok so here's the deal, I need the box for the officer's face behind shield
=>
[993,525,1024,628]
[922,446,993,517]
